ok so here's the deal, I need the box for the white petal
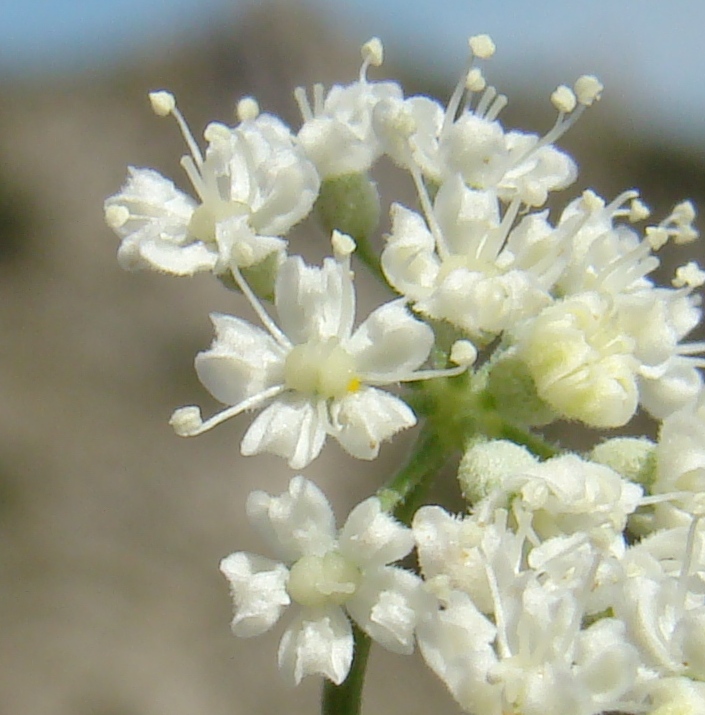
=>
[250,156,320,236]
[338,497,414,568]
[195,313,285,406]
[215,215,286,268]
[132,236,217,275]
[329,388,416,460]
[346,299,433,380]
[346,567,428,654]
[241,395,327,469]
[246,476,337,562]
[416,591,498,712]
[639,362,703,419]
[219,552,290,637]
[275,257,354,344]
[433,178,500,257]
[106,167,195,237]
[278,607,353,685]
[106,167,212,275]
[381,203,438,300]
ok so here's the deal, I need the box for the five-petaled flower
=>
[220,476,428,684]
[170,232,470,468]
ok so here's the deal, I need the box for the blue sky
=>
[1,0,703,145]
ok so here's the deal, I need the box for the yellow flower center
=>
[284,341,360,399]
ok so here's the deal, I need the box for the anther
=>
[236,96,260,122]
[551,85,577,114]
[149,90,175,117]
[465,68,486,92]
[170,406,204,436]
[361,37,384,67]
[469,34,496,59]
[574,75,603,106]
[450,340,478,367]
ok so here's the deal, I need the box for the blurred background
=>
[0,1,703,714]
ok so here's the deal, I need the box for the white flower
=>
[105,92,319,275]
[414,505,640,715]
[372,37,585,207]
[294,38,402,178]
[220,476,428,684]
[461,445,643,545]
[513,291,640,427]
[608,519,705,694]
[381,178,556,340]
[170,234,469,468]
[552,191,704,419]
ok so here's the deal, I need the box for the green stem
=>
[377,425,450,522]
[321,625,371,715]
[354,235,387,287]
[497,421,559,461]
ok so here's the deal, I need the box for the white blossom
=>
[381,178,557,340]
[105,93,319,275]
[294,38,403,178]
[513,291,640,427]
[371,38,584,207]
[220,476,428,684]
[170,235,469,468]
[413,505,641,715]
[614,519,705,682]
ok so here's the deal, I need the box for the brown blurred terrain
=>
[0,3,703,715]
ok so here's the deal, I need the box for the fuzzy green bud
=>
[590,437,657,487]
[315,173,381,243]
[486,354,557,427]
[458,438,538,504]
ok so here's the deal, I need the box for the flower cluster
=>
[106,33,705,715]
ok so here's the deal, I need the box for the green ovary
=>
[188,199,248,243]
[284,341,360,399]
[287,552,362,608]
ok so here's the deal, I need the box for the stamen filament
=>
[231,266,292,349]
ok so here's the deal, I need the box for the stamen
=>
[150,91,204,169]
[469,34,496,59]
[484,561,511,659]
[408,165,451,260]
[105,205,129,229]
[441,47,476,135]
[475,197,521,264]
[313,83,325,115]
[673,262,705,289]
[551,85,577,114]
[332,230,356,259]
[179,156,207,202]
[629,198,651,222]
[170,385,286,436]
[149,90,175,117]
[605,189,639,216]
[475,86,497,119]
[364,358,470,386]
[677,515,702,613]
[360,37,383,81]
[236,96,260,122]
[574,75,603,106]
[450,340,478,366]
[485,94,508,122]
[294,87,313,122]
[231,265,291,349]
[465,68,486,93]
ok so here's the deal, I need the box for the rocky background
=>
[0,2,703,714]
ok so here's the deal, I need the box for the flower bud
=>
[315,173,381,243]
